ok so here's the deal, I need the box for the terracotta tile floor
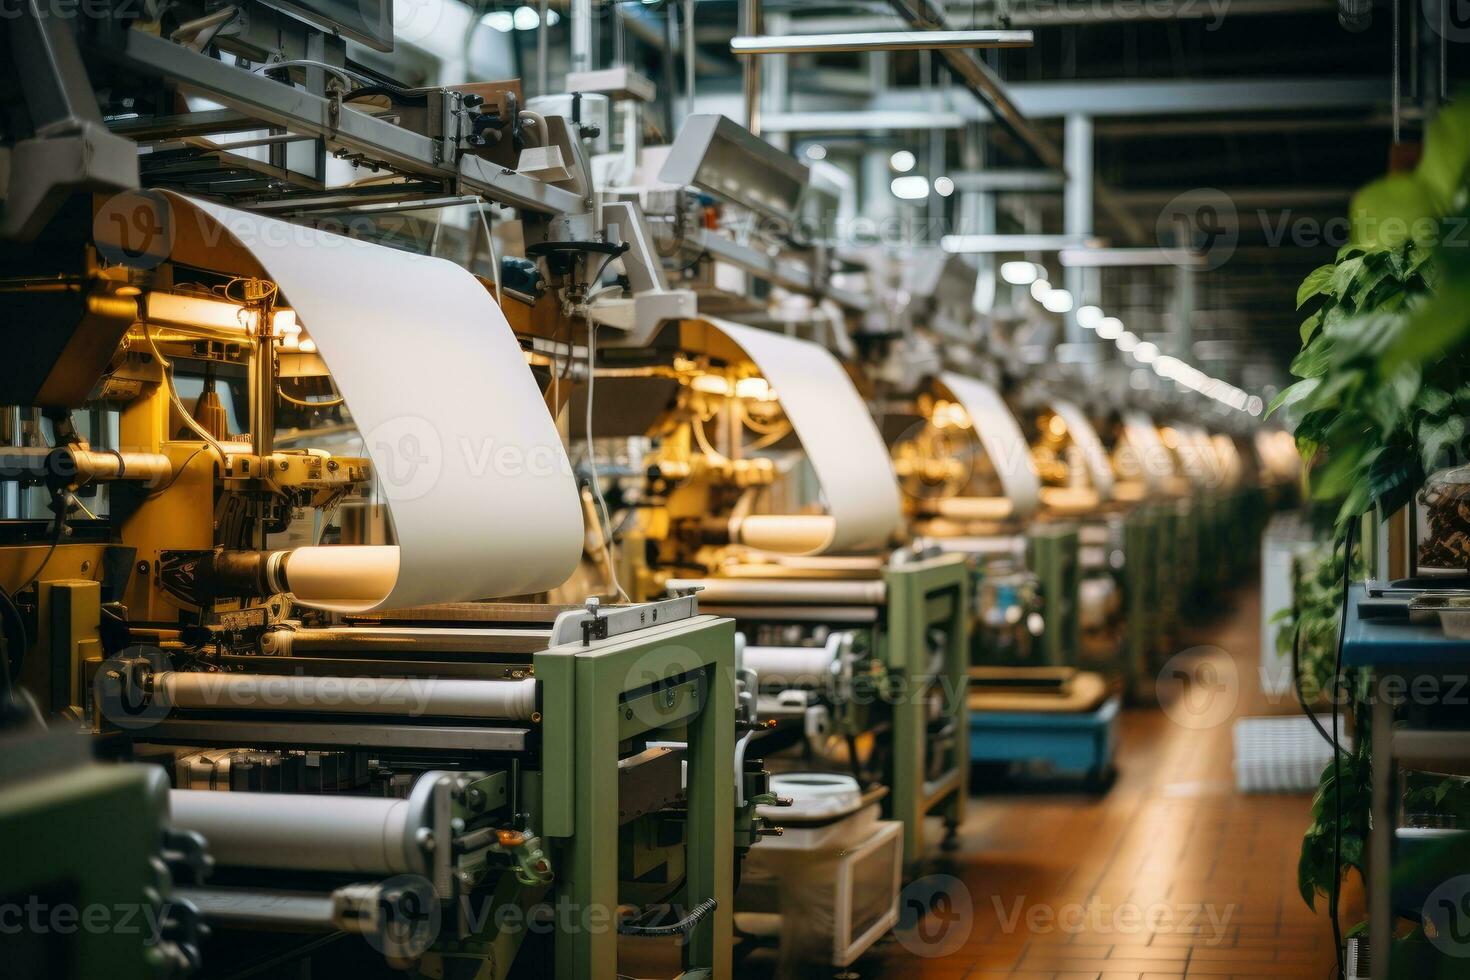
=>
[848,585,1356,979]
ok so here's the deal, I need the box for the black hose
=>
[617,898,717,938]
[1328,519,1356,980]
[0,585,28,690]
[1292,616,1336,750]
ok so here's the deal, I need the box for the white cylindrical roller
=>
[153,671,538,720]
[169,790,422,875]
[666,578,885,606]
[741,645,839,687]
[930,496,1015,522]
[269,546,401,614]
[1038,486,1101,514]
[730,514,838,554]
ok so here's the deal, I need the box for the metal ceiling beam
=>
[885,0,1062,170]
[951,170,1065,191]
[885,0,1146,243]
[766,0,1333,33]
[762,79,1387,129]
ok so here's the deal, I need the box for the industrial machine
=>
[564,147,976,875]
[0,4,783,975]
[0,187,757,978]
[537,119,972,968]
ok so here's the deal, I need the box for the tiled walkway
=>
[855,586,1354,980]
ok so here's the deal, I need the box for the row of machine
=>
[0,4,1300,978]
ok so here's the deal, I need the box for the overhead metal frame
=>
[99,30,587,216]
[730,29,1033,54]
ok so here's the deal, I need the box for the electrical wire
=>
[1292,617,1336,750]
[0,585,26,696]
[690,414,731,467]
[16,491,67,597]
[475,201,504,307]
[275,383,345,409]
[141,321,229,465]
[1329,520,1356,980]
[584,323,631,603]
[145,446,209,499]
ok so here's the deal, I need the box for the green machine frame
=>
[1156,501,1190,649]
[1026,524,1082,668]
[103,605,740,980]
[434,613,738,980]
[880,554,970,866]
[1121,504,1163,698]
[0,733,199,980]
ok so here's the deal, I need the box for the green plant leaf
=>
[1416,387,1454,416]
[1420,415,1466,471]
[1350,174,1439,249]
[1267,377,1320,418]
[1331,255,1365,302]
[1416,99,1470,212]
[1290,337,1334,379]
[1300,310,1324,344]
[1297,263,1336,308]
[1381,277,1470,370]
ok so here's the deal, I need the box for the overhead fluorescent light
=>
[730,30,1034,55]
[1000,261,1039,285]
[1042,288,1073,313]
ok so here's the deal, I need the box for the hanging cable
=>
[475,201,503,304]
[1328,520,1356,980]
[142,321,229,465]
[585,323,631,603]
[275,384,345,409]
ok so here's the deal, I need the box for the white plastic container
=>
[737,773,903,968]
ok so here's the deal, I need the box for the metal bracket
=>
[549,591,702,648]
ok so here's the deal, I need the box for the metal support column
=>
[740,0,763,135]
[571,0,595,77]
[1063,113,1093,346]
[1173,261,1195,358]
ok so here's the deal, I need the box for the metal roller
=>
[169,787,431,875]
[153,671,539,720]
[740,638,842,687]
[259,627,548,657]
[666,577,885,606]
